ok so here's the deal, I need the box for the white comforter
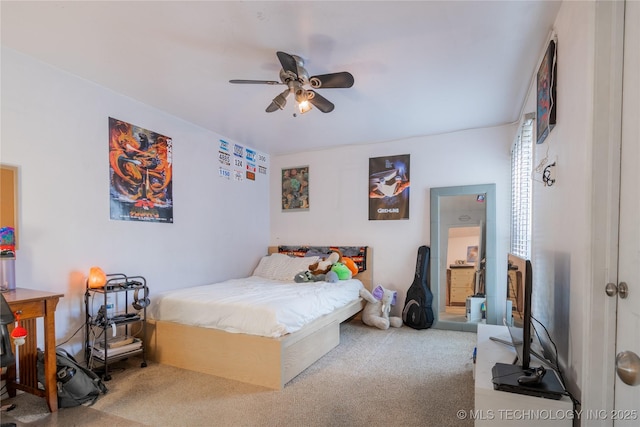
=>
[147,276,364,337]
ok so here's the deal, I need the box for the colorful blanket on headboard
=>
[277,246,368,272]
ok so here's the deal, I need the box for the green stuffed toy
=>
[308,250,341,276]
[331,262,352,280]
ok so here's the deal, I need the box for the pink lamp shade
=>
[87,266,107,289]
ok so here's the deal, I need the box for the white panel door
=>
[614,0,640,423]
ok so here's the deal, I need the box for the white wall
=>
[270,125,514,317]
[0,48,270,353]
[518,0,621,410]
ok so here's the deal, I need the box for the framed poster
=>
[282,166,309,211]
[536,39,557,144]
[369,154,410,220]
[109,117,173,223]
[467,245,479,263]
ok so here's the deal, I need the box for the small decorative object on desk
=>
[0,226,16,291]
[0,226,15,257]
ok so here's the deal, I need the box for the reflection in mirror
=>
[506,253,526,327]
[430,184,496,331]
[441,195,485,322]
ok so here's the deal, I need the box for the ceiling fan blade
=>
[307,90,335,113]
[229,79,282,85]
[276,51,299,77]
[309,72,355,89]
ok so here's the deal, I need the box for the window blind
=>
[511,117,533,258]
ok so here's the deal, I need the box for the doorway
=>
[588,0,640,417]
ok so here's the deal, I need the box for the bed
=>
[144,246,372,389]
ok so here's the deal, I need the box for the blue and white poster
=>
[368,154,410,220]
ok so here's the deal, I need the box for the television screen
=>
[493,254,567,399]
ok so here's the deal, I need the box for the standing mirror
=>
[430,184,497,331]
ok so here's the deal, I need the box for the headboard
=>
[268,246,373,291]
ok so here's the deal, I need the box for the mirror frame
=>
[430,183,497,331]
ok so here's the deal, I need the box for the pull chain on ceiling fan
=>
[230,51,354,115]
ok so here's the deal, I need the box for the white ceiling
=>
[1,1,561,155]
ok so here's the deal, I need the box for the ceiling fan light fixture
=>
[272,89,290,110]
[294,87,312,114]
[298,100,312,114]
[294,87,307,102]
[232,51,353,114]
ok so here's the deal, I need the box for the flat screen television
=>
[505,253,532,370]
[492,253,566,399]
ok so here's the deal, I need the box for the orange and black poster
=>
[109,117,173,223]
[369,154,410,220]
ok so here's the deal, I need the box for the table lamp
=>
[87,266,107,289]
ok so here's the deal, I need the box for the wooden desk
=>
[3,288,64,412]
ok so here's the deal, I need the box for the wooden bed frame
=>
[144,246,372,389]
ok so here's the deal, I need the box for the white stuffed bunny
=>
[359,285,403,330]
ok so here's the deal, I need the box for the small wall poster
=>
[536,39,557,144]
[282,166,309,211]
[109,117,173,223]
[369,154,410,220]
[467,245,479,263]
[218,139,268,182]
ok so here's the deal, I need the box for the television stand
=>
[475,324,572,426]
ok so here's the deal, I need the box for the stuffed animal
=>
[325,271,339,283]
[331,262,352,280]
[342,257,359,277]
[294,270,338,283]
[359,285,403,330]
[308,250,341,276]
[294,271,319,283]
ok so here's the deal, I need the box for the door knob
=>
[616,351,640,386]
[605,282,629,298]
[617,282,629,299]
[605,282,618,297]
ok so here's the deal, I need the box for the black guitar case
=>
[402,245,434,329]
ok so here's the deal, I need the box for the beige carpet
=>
[1,320,476,427]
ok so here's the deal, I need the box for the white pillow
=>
[275,255,320,281]
[252,253,290,279]
[252,253,319,281]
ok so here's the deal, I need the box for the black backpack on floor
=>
[402,245,434,329]
[37,347,108,408]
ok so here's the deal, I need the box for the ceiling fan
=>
[229,51,354,115]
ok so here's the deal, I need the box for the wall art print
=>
[536,39,557,144]
[467,245,479,263]
[109,117,173,223]
[218,139,268,182]
[282,166,309,211]
[369,154,410,220]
